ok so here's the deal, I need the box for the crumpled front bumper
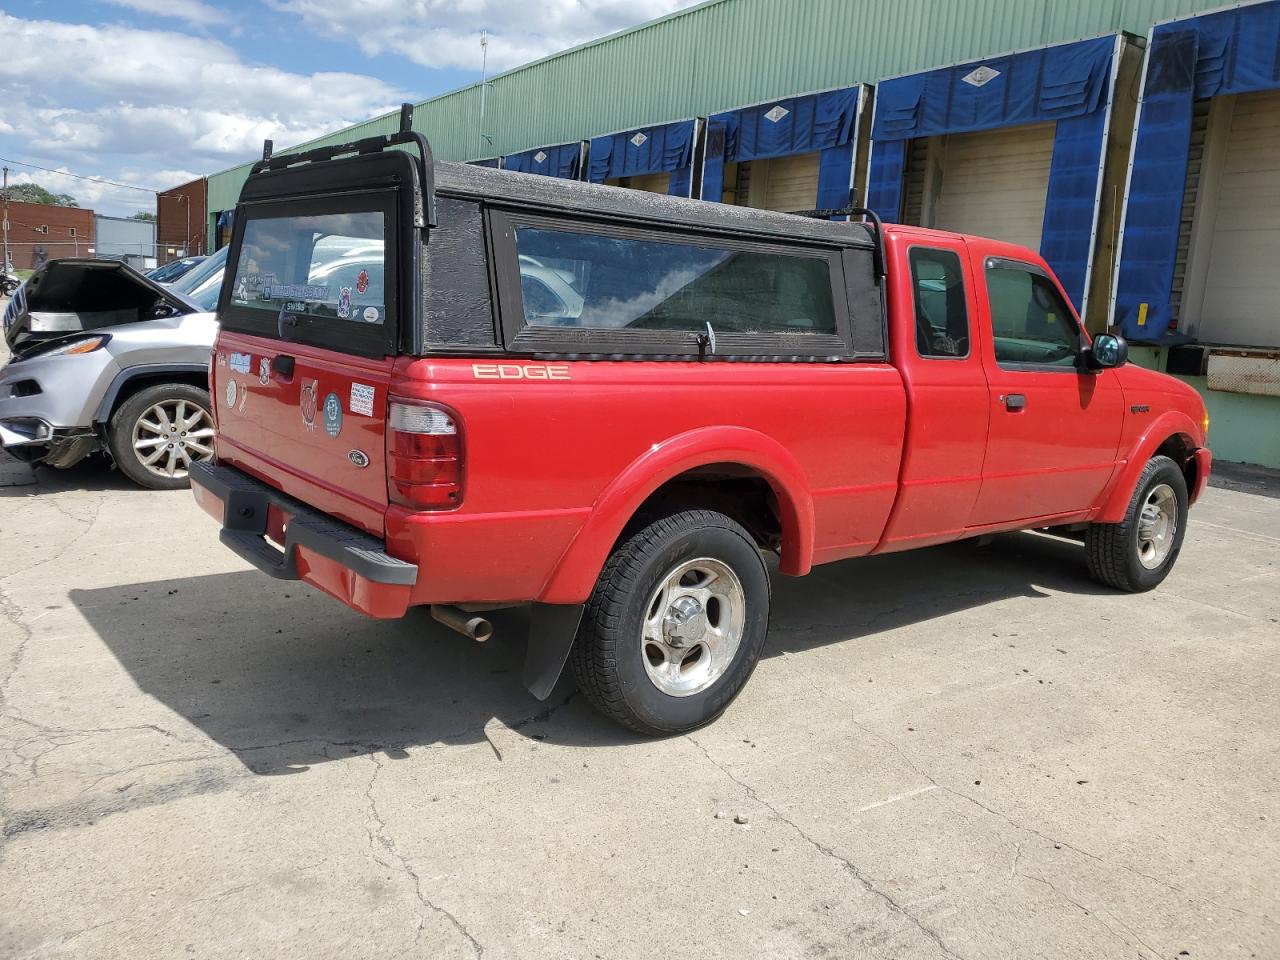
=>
[190,460,419,619]
[0,348,115,462]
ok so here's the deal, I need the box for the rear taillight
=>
[386,399,463,510]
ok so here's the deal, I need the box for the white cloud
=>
[98,0,231,28]
[270,0,705,72]
[0,10,403,214]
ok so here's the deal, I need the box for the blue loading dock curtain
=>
[503,142,582,179]
[866,35,1116,310]
[588,120,697,196]
[702,86,861,211]
[1115,1,1280,341]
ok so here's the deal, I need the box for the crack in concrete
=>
[1017,869,1162,960]
[364,752,484,959]
[1,494,105,582]
[685,734,964,960]
[846,716,1272,928]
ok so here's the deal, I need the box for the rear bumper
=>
[190,460,418,618]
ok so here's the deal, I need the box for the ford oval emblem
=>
[348,449,370,468]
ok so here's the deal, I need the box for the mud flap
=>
[523,603,585,700]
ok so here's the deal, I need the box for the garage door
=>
[746,151,821,214]
[1191,89,1280,348]
[608,172,671,195]
[931,122,1056,250]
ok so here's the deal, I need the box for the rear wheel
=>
[571,509,770,736]
[108,383,214,490]
[1085,455,1188,592]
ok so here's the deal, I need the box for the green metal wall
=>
[207,0,1215,227]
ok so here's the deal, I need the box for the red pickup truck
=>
[191,111,1211,735]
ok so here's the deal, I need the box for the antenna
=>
[477,30,490,160]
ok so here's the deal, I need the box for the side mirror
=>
[1088,333,1128,370]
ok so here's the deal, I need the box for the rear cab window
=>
[909,248,969,359]
[219,193,397,358]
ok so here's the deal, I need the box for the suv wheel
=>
[571,509,770,736]
[108,383,215,490]
[1085,454,1188,592]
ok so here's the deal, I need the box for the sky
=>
[0,0,702,216]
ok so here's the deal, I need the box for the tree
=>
[130,211,156,222]
[4,183,79,207]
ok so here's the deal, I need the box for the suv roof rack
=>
[249,102,436,228]
[793,202,884,280]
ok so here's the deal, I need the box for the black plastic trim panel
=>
[190,461,417,585]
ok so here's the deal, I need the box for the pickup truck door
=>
[967,251,1124,527]
[877,237,991,551]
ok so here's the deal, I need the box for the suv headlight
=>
[35,335,110,358]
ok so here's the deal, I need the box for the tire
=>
[1085,455,1188,592]
[108,382,215,490]
[570,509,771,736]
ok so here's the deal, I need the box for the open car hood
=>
[3,258,199,353]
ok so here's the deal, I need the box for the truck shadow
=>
[70,531,1109,773]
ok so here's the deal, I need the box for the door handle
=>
[272,355,296,379]
[1001,393,1027,412]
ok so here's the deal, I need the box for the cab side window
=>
[986,264,1081,368]
[909,248,968,358]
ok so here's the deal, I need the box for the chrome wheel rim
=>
[641,557,745,698]
[1137,483,1178,569]
[131,398,214,480]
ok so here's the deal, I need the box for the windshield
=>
[169,246,227,295]
[185,264,226,312]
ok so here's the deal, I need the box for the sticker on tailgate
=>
[350,382,375,416]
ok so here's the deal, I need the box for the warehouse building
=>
[865,35,1142,327]
[2,200,94,271]
[93,214,156,271]
[156,177,207,264]
[1110,1,1280,466]
[193,0,1280,467]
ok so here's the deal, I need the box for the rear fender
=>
[537,426,815,605]
[1096,410,1202,523]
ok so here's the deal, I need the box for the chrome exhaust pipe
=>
[430,605,493,643]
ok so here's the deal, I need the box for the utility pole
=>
[2,165,10,273]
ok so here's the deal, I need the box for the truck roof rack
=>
[249,102,437,228]
[793,201,884,280]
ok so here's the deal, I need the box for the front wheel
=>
[570,509,770,736]
[1085,454,1188,592]
[108,383,215,490]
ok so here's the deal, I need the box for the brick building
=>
[156,177,206,264]
[3,199,95,270]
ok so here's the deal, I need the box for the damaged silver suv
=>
[1,258,218,489]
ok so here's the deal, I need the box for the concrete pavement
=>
[0,456,1276,959]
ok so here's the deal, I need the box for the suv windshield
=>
[169,246,227,296]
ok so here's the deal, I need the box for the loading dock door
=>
[1185,89,1280,348]
[746,151,821,213]
[607,172,671,195]
[929,123,1056,251]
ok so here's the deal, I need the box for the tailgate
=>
[212,333,393,534]
[212,187,401,536]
